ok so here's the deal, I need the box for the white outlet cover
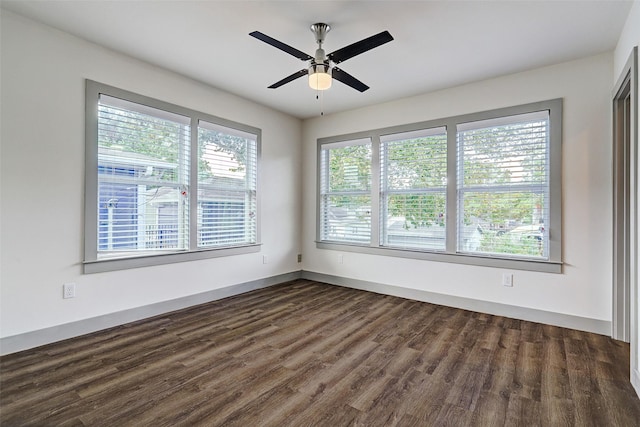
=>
[63,283,76,298]
[502,273,513,287]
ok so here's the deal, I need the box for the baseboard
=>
[0,271,302,356]
[1,269,613,356]
[633,368,640,398]
[301,271,612,336]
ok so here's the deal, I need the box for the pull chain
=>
[316,89,324,116]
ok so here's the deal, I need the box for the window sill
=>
[84,244,261,274]
[316,241,562,273]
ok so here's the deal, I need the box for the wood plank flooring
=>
[1,279,639,426]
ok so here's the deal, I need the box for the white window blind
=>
[457,111,550,259]
[97,94,191,257]
[320,139,372,244]
[380,127,447,250]
[197,121,257,247]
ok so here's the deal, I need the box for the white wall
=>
[0,11,302,340]
[613,0,640,398]
[302,53,613,328]
[614,0,640,78]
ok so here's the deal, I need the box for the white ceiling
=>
[2,0,633,119]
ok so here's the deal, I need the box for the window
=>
[457,112,549,259]
[380,127,448,251]
[319,138,372,244]
[85,81,260,273]
[317,99,562,272]
[96,95,191,253]
[197,121,258,248]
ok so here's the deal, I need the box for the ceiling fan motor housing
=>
[309,62,331,75]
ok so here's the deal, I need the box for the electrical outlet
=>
[502,273,513,287]
[63,283,76,299]
[338,254,344,264]
[263,255,268,264]
[297,254,302,263]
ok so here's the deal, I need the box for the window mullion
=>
[446,121,458,254]
[370,135,381,247]
[189,118,199,250]
[379,138,388,246]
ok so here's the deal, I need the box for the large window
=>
[85,81,260,273]
[317,99,562,272]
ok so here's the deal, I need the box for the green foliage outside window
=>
[327,144,371,192]
[98,105,249,182]
[383,135,447,229]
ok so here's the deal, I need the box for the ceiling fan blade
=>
[249,31,313,61]
[332,67,369,92]
[268,69,308,89]
[328,31,394,64]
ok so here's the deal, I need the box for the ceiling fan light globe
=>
[309,63,332,90]
[309,72,332,90]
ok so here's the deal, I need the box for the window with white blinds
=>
[317,99,562,272]
[457,111,550,259]
[319,139,372,244]
[197,121,257,248]
[380,127,447,250]
[85,80,261,273]
[97,95,191,255]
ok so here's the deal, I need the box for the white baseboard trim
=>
[0,271,302,356]
[301,271,612,336]
[633,369,640,398]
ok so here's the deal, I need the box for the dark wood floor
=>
[1,279,639,426]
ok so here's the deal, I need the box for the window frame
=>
[316,99,562,273]
[84,80,261,273]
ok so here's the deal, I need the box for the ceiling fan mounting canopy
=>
[249,23,393,92]
[310,23,330,45]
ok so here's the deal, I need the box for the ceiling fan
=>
[249,23,393,92]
